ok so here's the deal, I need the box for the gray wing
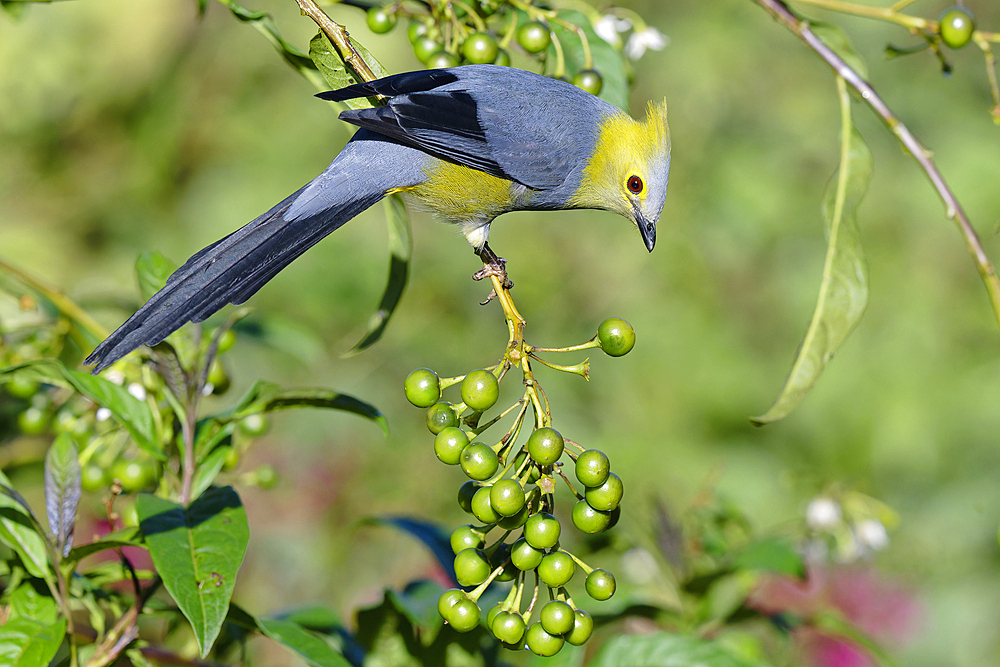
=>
[317,65,612,190]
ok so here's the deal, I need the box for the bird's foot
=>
[473,243,513,290]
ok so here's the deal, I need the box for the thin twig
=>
[295,0,384,87]
[754,0,1000,329]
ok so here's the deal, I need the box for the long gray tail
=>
[84,132,416,372]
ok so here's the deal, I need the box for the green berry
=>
[597,317,635,357]
[573,69,603,95]
[18,407,48,435]
[526,621,564,656]
[454,547,491,586]
[940,6,975,49]
[367,5,397,34]
[207,358,230,395]
[438,588,467,618]
[575,449,610,487]
[426,50,460,69]
[6,376,39,399]
[572,499,613,534]
[472,486,501,524]
[585,568,616,601]
[540,600,575,635]
[425,401,458,434]
[486,602,504,629]
[566,609,593,645]
[81,463,107,493]
[255,464,278,489]
[463,33,500,64]
[538,551,575,588]
[489,478,525,517]
[527,427,564,465]
[447,598,481,632]
[404,368,440,407]
[510,537,544,571]
[113,459,156,493]
[216,327,237,353]
[434,427,470,465]
[450,524,484,553]
[408,20,430,45]
[414,36,442,64]
[585,472,623,511]
[460,369,499,412]
[239,413,269,436]
[517,21,550,54]
[461,442,499,480]
[458,481,479,513]
[494,49,511,67]
[524,512,561,549]
[492,611,526,644]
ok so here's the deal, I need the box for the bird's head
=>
[571,100,670,252]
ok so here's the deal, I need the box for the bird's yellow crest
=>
[570,100,670,218]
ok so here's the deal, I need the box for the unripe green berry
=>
[447,598,481,632]
[414,36,442,64]
[426,50,460,69]
[517,21,551,54]
[597,317,635,356]
[585,472,623,511]
[404,368,440,407]
[585,568,616,601]
[510,536,544,570]
[471,486,500,524]
[492,611,526,644]
[366,5,397,34]
[425,401,458,434]
[460,369,499,412]
[81,464,107,493]
[572,499,613,534]
[438,588,467,618]
[463,32,500,64]
[460,442,499,480]
[526,621,564,656]
[524,512,561,549]
[573,69,603,95]
[434,427,470,465]
[575,449,610,487]
[489,478,525,517]
[537,551,575,588]
[450,524,484,554]
[498,502,531,530]
[527,427,564,465]
[454,547,491,586]
[408,20,430,45]
[457,481,479,513]
[540,600,575,635]
[566,609,594,645]
[940,6,975,49]
[494,49,511,67]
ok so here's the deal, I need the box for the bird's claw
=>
[473,243,513,292]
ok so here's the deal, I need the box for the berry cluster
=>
[365,1,605,95]
[403,317,635,655]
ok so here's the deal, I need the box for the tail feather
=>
[84,184,382,372]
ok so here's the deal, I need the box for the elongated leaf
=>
[65,526,142,562]
[363,516,455,585]
[137,486,249,657]
[8,581,59,624]
[216,0,324,88]
[135,251,176,302]
[591,632,755,667]
[345,195,412,356]
[220,380,388,437]
[0,471,49,580]
[0,617,67,667]
[1,360,162,459]
[753,83,872,425]
[310,32,390,110]
[258,618,352,667]
[189,444,233,502]
[44,434,81,558]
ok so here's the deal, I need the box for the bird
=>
[84,64,671,372]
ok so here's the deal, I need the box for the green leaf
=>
[386,581,445,634]
[44,433,81,558]
[137,486,249,658]
[0,617,67,667]
[525,643,586,666]
[65,526,142,562]
[8,581,59,624]
[135,251,176,302]
[550,10,630,112]
[734,538,804,577]
[0,470,50,581]
[257,618,352,667]
[216,0,324,88]
[591,632,755,667]
[1,360,162,459]
[810,22,869,79]
[345,195,412,356]
[753,83,872,425]
[310,32,390,110]
[189,443,233,502]
[221,380,388,437]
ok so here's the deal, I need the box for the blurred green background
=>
[2,0,1000,664]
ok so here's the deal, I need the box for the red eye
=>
[627,175,643,194]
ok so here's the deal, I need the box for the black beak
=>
[638,215,656,253]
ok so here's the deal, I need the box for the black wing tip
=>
[316,69,461,103]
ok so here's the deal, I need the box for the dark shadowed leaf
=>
[753,97,872,425]
[0,470,50,581]
[219,380,388,437]
[137,486,249,657]
[387,581,445,633]
[65,526,142,562]
[310,32,390,110]
[363,516,455,585]
[44,433,81,558]
[0,617,67,667]
[135,251,176,302]
[591,632,756,667]
[258,618,353,667]
[345,195,412,357]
